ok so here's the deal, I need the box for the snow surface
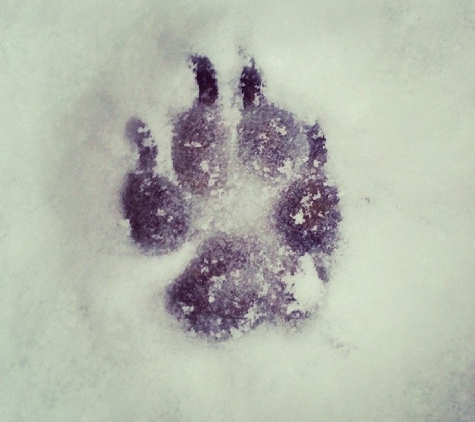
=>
[1,0,475,421]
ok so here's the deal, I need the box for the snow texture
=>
[1,1,475,421]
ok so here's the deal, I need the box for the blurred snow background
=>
[1,0,475,421]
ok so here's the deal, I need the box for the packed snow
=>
[1,1,474,421]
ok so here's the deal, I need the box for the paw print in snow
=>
[121,56,341,341]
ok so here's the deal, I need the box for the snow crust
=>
[1,1,475,421]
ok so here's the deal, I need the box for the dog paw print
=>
[121,56,341,341]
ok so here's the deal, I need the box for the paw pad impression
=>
[121,55,341,341]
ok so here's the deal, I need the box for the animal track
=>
[121,55,341,341]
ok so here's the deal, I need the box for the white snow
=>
[1,1,475,422]
[292,210,305,225]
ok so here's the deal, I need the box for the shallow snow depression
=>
[1,1,475,421]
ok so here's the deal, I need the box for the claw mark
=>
[125,117,157,173]
[191,55,219,106]
[306,122,328,167]
[239,61,264,109]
